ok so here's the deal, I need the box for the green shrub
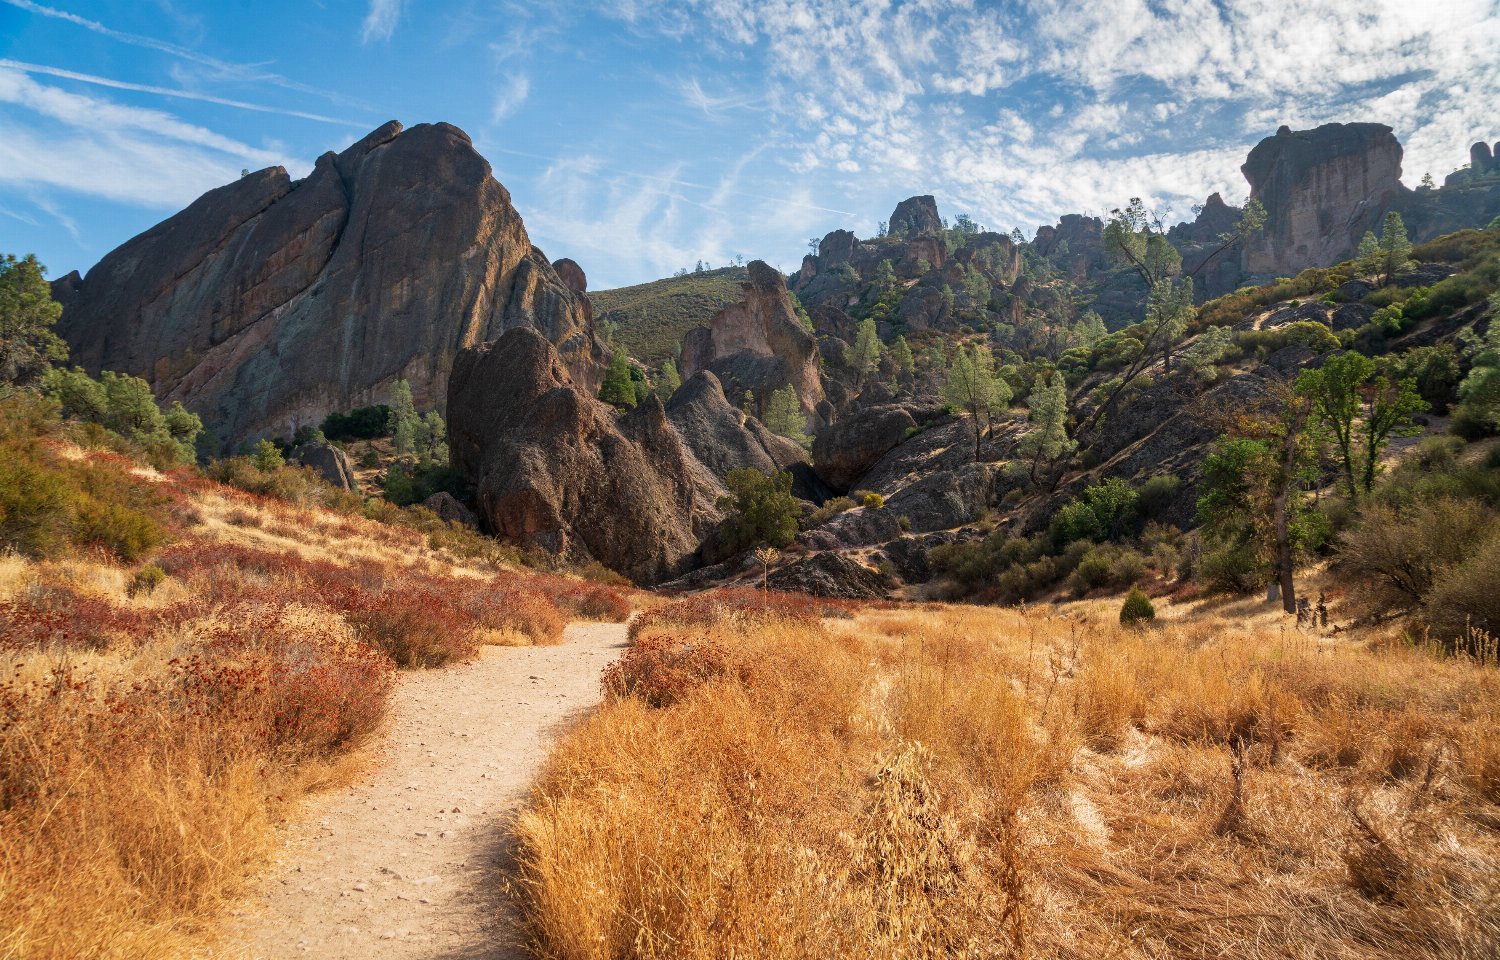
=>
[1070,545,1146,592]
[1198,542,1264,594]
[248,438,285,471]
[1137,474,1182,519]
[1422,535,1500,648]
[861,491,885,510]
[1337,499,1495,616]
[131,563,167,596]
[803,496,855,530]
[716,468,800,552]
[321,404,392,441]
[1119,587,1156,627]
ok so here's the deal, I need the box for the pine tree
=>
[387,380,420,454]
[889,335,915,382]
[1074,310,1108,348]
[655,357,681,401]
[844,317,883,387]
[598,347,636,408]
[0,253,67,385]
[1377,211,1411,287]
[1014,371,1074,484]
[942,344,1012,458]
[872,259,897,292]
[1355,231,1380,275]
[763,384,811,449]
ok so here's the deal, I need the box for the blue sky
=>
[2,0,1497,290]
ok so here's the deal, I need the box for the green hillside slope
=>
[591,267,748,365]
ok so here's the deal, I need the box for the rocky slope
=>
[53,121,603,449]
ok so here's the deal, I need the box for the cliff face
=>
[53,121,602,448]
[1242,122,1406,275]
[680,260,826,419]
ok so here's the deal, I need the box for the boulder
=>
[448,328,705,584]
[292,441,357,490]
[884,463,995,533]
[55,121,603,449]
[1242,122,1406,274]
[876,537,934,584]
[811,404,919,491]
[888,195,943,239]
[766,551,888,600]
[798,505,903,549]
[665,371,808,483]
[680,260,826,419]
[422,491,479,528]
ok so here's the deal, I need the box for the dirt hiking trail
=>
[229,622,628,959]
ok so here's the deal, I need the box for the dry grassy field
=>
[514,589,1500,959]
[0,437,630,959]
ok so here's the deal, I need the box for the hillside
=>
[590,266,749,366]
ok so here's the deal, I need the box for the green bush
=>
[1198,542,1264,594]
[1422,535,1500,648]
[1070,545,1146,592]
[715,468,800,552]
[248,438,285,471]
[1137,474,1182,519]
[802,496,855,530]
[861,491,885,510]
[321,404,391,441]
[131,563,167,596]
[1119,587,1156,627]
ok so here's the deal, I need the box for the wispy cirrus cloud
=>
[360,0,404,43]
[491,73,530,122]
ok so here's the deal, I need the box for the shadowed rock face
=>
[665,371,808,483]
[447,327,704,585]
[54,121,602,449]
[680,260,825,419]
[888,195,943,238]
[1242,122,1405,275]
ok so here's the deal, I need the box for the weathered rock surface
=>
[447,328,703,584]
[291,441,357,490]
[680,260,825,419]
[665,371,808,483]
[812,404,919,491]
[797,505,903,550]
[54,121,602,449]
[766,551,887,600]
[1243,122,1405,275]
[421,491,479,529]
[888,195,943,238]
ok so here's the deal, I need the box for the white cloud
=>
[491,73,531,122]
[360,0,404,43]
[0,66,302,209]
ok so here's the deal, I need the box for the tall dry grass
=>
[0,441,621,957]
[512,593,1500,959]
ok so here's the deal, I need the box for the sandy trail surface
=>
[229,622,628,959]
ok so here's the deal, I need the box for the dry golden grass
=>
[0,447,624,958]
[513,594,1500,959]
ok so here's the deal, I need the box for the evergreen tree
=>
[789,292,814,333]
[598,347,636,408]
[0,253,66,385]
[1074,310,1108,348]
[889,335,915,382]
[1355,231,1380,275]
[716,468,800,551]
[1377,211,1412,286]
[1180,325,1236,379]
[872,259,898,292]
[417,410,448,464]
[763,384,811,449]
[844,317,883,387]
[655,357,682,401]
[1014,371,1074,483]
[942,344,1012,458]
[387,380,420,454]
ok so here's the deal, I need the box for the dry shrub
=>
[346,586,481,667]
[462,582,567,646]
[601,634,732,708]
[628,587,825,641]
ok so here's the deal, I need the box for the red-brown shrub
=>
[460,581,567,645]
[344,587,480,667]
[601,634,733,708]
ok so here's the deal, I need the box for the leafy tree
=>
[1196,388,1318,612]
[598,347,636,408]
[872,259,898,293]
[1297,351,1426,500]
[889,335,915,382]
[1377,211,1412,286]
[844,317,883,387]
[1296,352,1369,500]
[1014,370,1073,484]
[1384,344,1461,411]
[416,410,448,464]
[716,468,800,552]
[763,385,811,449]
[387,380,421,453]
[942,343,1012,458]
[655,357,682,401]
[0,253,67,385]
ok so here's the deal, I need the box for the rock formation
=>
[447,327,704,584]
[680,260,825,419]
[811,404,920,491]
[887,195,943,238]
[1242,122,1405,275]
[665,371,808,482]
[291,441,357,490]
[53,121,602,448]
